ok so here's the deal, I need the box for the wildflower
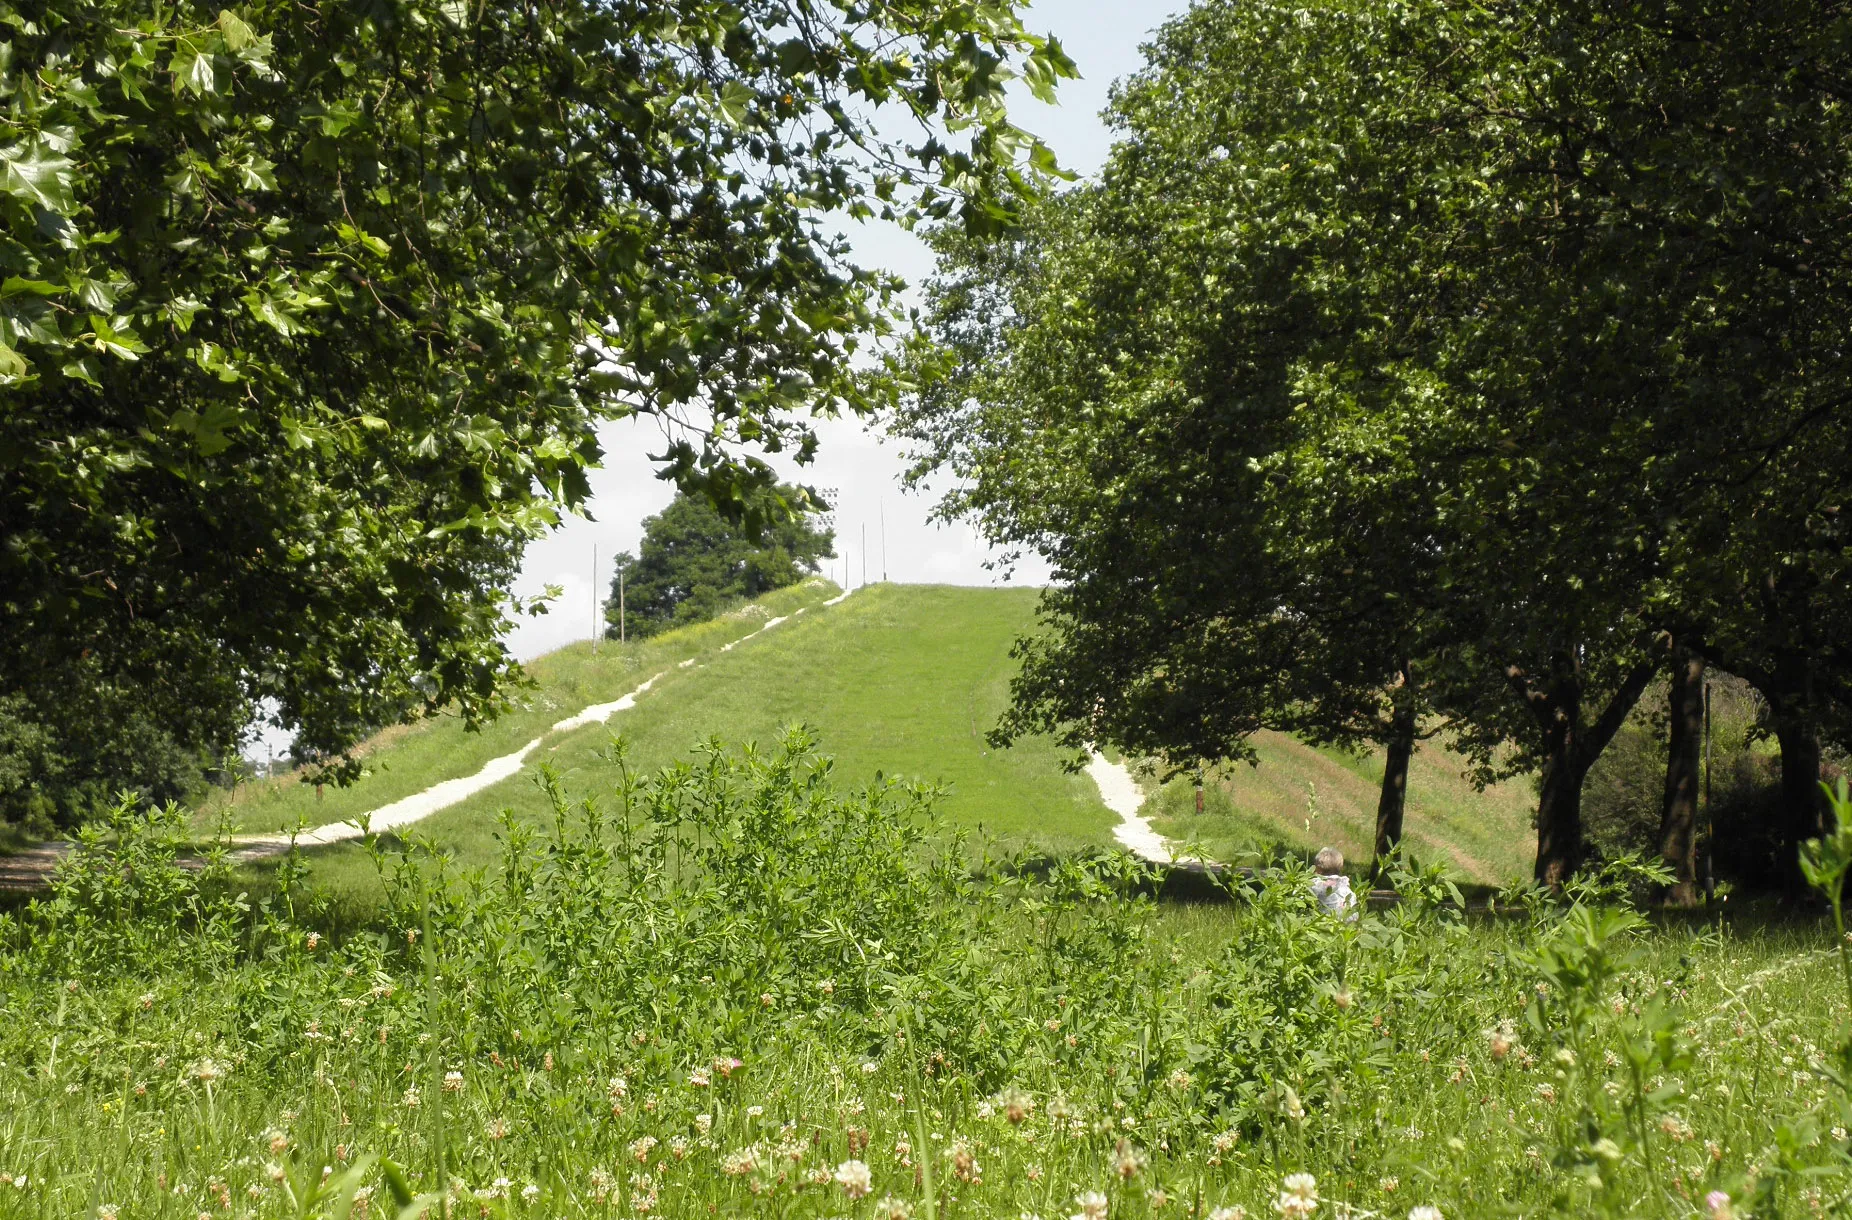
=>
[1409,1209,1444,1220]
[760,993,776,1007]
[950,1137,982,1183]
[263,1128,289,1155]
[746,1104,764,1118]
[631,1029,649,1045]
[861,1060,879,1074]
[138,992,155,1011]
[875,1196,914,1220]
[486,1117,510,1141]
[1112,1137,1147,1180]
[306,931,322,951]
[715,1056,743,1077]
[1534,1082,1556,1104]
[1276,1173,1318,1219]
[608,1076,629,1098]
[1046,1018,1062,1031]
[443,1070,464,1093]
[818,979,836,995]
[688,1068,711,1088]
[1166,1068,1193,1090]
[1073,1191,1109,1220]
[834,1159,873,1199]
[192,1058,224,1083]
[1209,1209,1248,1220]
[1148,1187,1171,1208]
[1331,988,1352,1010]
[1379,1176,1399,1193]
[1281,1087,1305,1122]
[1835,1126,1848,1142]
[999,1086,1034,1124]
[1706,1190,1733,1220]
[1026,1164,1044,1182]
[1659,1115,1694,1142]
[97,1207,117,1220]
[893,1134,913,1166]
[630,1136,658,1163]
[542,1051,554,1071]
[266,1162,286,1183]
[721,1146,758,1176]
[401,1085,421,1108]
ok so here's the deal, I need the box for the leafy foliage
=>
[899,0,1852,882]
[0,737,1848,1215]
[606,486,833,639]
[0,0,1076,822]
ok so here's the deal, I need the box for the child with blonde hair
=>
[1310,846,1357,919]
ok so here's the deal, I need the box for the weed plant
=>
[0,737,1849,1219]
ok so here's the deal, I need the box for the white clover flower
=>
[834,1159,873,1199]
[1073,1191,1109,1220]
[1209,1209,1248,1220]
[1409,1208,1444,1220]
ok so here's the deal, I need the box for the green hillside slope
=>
[1145,732,1537,883]
[392,582,1118,863]
[222,582,1539,891]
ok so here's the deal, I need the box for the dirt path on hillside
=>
[1086,751,1176,864]
[0,593,846,891]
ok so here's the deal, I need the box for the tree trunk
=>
[1372,675,1417,880]
[1776,717,1826,844]
[1657,648,1704,907]
[1518,655,1656,889]
[1533,673,1584,889]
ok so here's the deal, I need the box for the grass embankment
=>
[253,583,1115,900]
[1145,733,1538,885]
[204,580,844,837]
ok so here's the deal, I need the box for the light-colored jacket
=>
[1311,874,1357,919]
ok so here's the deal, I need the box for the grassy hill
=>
[221,581,1540,894]
[1144,732,1537,883]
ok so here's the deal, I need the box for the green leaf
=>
[171,48,218,97]
[0,278,61,298]
[717,81,753,130]
[216,10,257,51]
[0,141,78,214]
[61,355,101,385]
[89,315,148,360]
[0,341,30,381]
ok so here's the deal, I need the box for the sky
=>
[502,0,1189,661]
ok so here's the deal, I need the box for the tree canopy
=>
[0,0,1074,821]
[900,0,1852,884]
[605,485,833,640]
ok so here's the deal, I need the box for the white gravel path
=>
[1086,750,1176,864]
[238,590,852,851]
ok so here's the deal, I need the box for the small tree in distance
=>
[606,487,834,640]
